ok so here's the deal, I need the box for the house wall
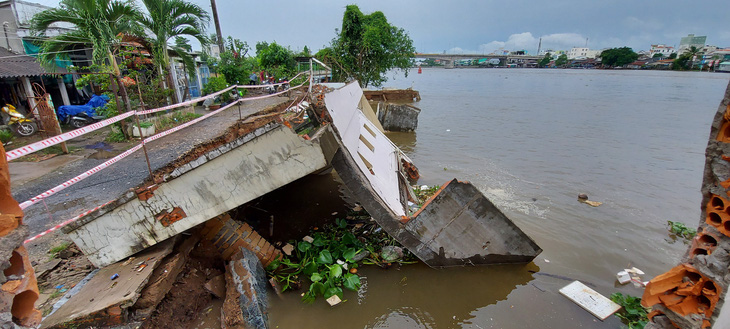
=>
[0,3,23,53]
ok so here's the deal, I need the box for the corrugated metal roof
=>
[0,47,67,78]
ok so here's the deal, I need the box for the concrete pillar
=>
[169,59,182,103]
[20,77,36,113]
[57,77,70,105]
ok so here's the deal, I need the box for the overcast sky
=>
[31,0,730,55]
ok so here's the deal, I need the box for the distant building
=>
[208,44,220,59]
[568,47,588,59]
[679,34,707,53]
[649,44,675,57]
[568,47,601,59]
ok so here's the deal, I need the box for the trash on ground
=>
[578,194,603,207]
[559,280,621,320]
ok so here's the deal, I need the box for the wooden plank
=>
[559,281,621,320]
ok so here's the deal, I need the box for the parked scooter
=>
[57,94,108,128]
[1,104,37,137]
[60,111,105,128]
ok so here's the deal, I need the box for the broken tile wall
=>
[642,81,730,328]
[0,144,41,327]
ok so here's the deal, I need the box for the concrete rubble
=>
[642,80,730,328]
[222,247,268,329]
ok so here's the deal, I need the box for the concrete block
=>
[222,247,268,329]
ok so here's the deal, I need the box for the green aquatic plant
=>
[667,220,697,240]
[266,224,363,304]
[266,209,417,304]
[610,292,649,329]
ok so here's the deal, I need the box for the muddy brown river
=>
[267,69,730,328]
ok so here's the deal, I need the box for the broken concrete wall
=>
[642,80,730,328]
[64,123,332,267]
[376,103,421,132]
[363,89,421,102]
[0,144,41,328]
[223,247,268,329]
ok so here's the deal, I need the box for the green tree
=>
[319,5,415,87]
[31,0,139,74]
[652,53,664,59]
[599,47,639,67]
[538,53,552,67]
[668,52,677,59]
[217,37,257,85]
[138,0,209,102]
[672,53,692,70]
[554,54,568,67]
[257,41,295,78]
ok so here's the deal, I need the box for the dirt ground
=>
[33,243,94,316]
[141,240,226,329]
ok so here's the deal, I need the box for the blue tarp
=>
[57,95,109,121]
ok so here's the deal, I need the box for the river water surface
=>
[268,68,730,328]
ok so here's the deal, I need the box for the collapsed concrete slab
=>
[64,114,337,267]
[223,247,268,329]
[376,102,421,132]
[326,82,541,267]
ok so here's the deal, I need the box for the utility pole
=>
[537,37,542,55]
[210,0,225,53]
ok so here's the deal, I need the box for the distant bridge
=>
[416,53,543,68]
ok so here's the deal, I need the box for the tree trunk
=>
[108,51,133,139]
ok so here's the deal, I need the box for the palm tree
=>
[31,0,140,76]
[137,0,209,102]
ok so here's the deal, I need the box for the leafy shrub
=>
[203,76,230,102]
[0,129,13,144]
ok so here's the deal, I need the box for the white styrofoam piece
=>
[616,271,631,284]
[559,281,621,320]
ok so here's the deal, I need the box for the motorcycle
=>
[57,94,108,128]
[60,111,105,128]
[1,104,37,137]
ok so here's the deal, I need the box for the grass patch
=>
[48,241,70,259]
[610,292,649,329]
[0,129,13,144]
[156,111,202,131]
[105,130,127,143]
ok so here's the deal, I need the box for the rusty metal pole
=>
[117,77,154,180]
[238,99,242,120]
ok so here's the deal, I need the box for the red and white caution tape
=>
[5,112,135,161]
[24,200,115,244]
[143,99,242,144]
[235,72,307,89]
[136,85,237,116]
[18,144,144,210]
